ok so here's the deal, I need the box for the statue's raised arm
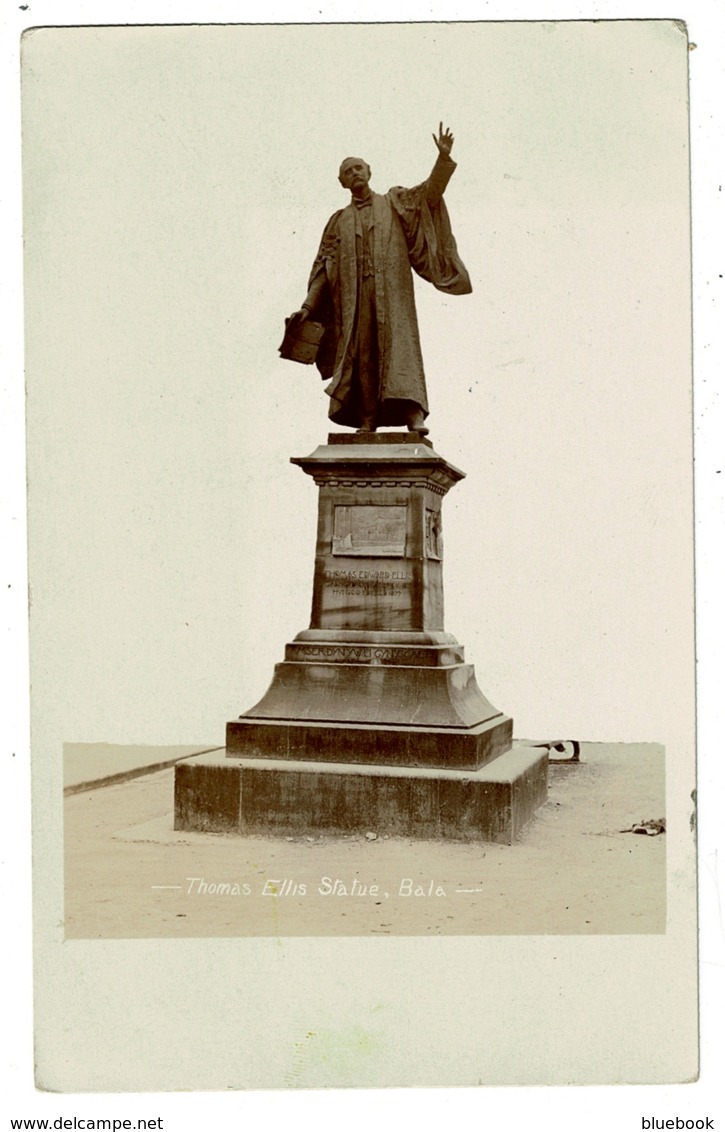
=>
[425,122,458,207]
[432,122,455,160]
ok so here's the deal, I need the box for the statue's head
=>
[338,157,371,191]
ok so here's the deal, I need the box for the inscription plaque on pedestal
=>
[332,505,407,557]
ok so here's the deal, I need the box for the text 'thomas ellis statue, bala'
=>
[286,125,472,436]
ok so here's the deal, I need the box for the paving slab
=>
[63,743,223,794]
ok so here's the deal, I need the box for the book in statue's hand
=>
[279,312,325,365]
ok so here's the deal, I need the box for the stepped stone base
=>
[178,433,548,842]
[228,627,513,770]
[226,713,513,770]
[174,745,548,845]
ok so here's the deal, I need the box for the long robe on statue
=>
[304,155,472,429]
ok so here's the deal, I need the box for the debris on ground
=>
[619,818,666,836]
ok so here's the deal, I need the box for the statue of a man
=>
[290,124,472,436]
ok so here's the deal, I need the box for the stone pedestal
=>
[174,432,546,841]
[175,747,548,845]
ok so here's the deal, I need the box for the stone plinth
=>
[174,432,544,841]
[226,433,513,771]
[294,432,462,634]
[226,716,513,771]
[175,746,549,845]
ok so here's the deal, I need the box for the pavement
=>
[63,740,667,939]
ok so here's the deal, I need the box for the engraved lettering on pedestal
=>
[332,505,407,557]
[319,560,415,631]
[292,644,429,665]
[324,567,413,598]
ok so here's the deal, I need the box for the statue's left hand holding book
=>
[279,309,326,366]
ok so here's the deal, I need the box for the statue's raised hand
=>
[432,122,454,158]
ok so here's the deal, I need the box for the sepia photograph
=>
[16,13,706,1094]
